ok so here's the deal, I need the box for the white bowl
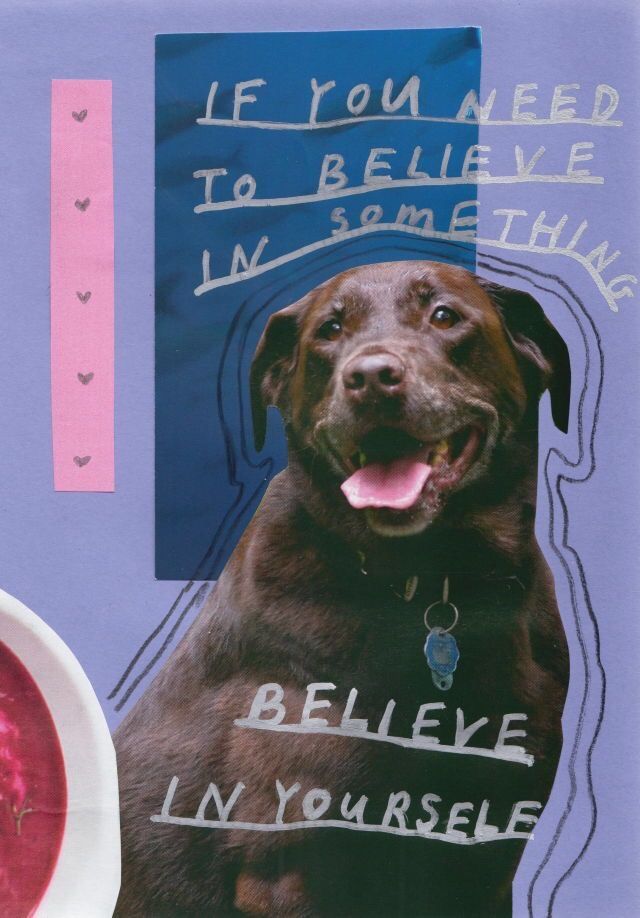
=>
[0,588,120,917]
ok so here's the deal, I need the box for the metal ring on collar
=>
[423,600,459,633]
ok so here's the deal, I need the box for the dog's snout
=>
[342,351,406,399]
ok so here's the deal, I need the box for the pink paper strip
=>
[51,80,114,491]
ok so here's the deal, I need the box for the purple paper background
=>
[0,1,638,915]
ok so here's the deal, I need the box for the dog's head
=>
[251,261,570,538]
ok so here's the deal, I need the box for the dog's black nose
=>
[342,351,406,398]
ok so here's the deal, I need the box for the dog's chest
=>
[330,581,525,710]
[253,585,546,812]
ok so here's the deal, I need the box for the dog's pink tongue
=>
[341,459,432,510]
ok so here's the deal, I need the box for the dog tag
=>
[424,627,459,692]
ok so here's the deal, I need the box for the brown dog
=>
[115,261,570,917]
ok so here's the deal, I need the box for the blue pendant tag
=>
[424,626,460,691]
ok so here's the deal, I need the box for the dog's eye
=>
[430,306,461,329]
[317,318,343,341]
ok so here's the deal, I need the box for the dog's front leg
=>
[224,780,315,917]
[224,778,321,917]
[228,824,315,917]
[225,681,353,916]
[234,865,311,917]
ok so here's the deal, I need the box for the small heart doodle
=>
[72,109,88,122]
[77,372,94,385]
[73,455,91,468]
[76,291,92,303]
[74,198,90,211]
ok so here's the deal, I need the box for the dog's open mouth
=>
[340,425,484,511]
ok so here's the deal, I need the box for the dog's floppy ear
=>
[479,279,571,433]
[250,300,304,452]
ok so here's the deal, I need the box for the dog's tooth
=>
[359,451,367,468]
[431,439,449,467]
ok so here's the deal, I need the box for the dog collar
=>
[357,550,421,601]
[358,551,460,691]
[422,576,460,691]
[356,553,524,692]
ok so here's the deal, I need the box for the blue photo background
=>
[155,29,481,579]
